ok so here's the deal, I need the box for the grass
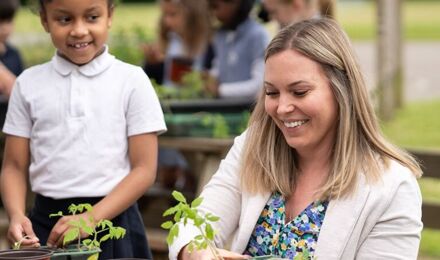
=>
[381,100,440,258]
[420,229,440,257]
[381,100,440,150]
[337,1,440,40]
[13,1,440,41]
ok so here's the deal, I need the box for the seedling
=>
[12,235,31,250]
[49,203,126,252]
[161,191,223,260]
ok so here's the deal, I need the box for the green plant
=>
[49,203,126,252]
[201,114,230,139]
[12,235,31,250]
[153,71,214,101]
[161,191,223,259]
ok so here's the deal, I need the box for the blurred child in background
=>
[0,0,24,97]
[261,0,321,29]
[143,0,211,87]
[143,0,211,192]
[204,0,269,100]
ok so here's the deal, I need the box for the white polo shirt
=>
[3,48,167,199]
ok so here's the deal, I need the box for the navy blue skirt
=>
[29,194,152,260]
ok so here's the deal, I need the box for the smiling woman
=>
[263,49,338,158]
[168,18,423,260]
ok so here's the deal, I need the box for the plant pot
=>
[250,256,289,260]
[49,246,101,260]
[0,248,53,260]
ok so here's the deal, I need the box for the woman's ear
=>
[40,11,50,33]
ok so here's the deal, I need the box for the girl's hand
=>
[47,212,94,247]
[202,72,219,97]
[141,42,164,64]
[179,244,250,260]
[7,214,40,248]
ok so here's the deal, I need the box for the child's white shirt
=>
[3,48,167,199]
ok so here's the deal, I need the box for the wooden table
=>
[159,137,234,195]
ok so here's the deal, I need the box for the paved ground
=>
[353,41,440,102]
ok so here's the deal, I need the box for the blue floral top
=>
[244,192,329,259]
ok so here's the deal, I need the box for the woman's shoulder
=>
[381,159,418,185]
[365,159,421,202]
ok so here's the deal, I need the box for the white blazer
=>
[169,133,423,260]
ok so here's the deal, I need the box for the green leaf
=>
[205,224,214,240]
[82,239,92,246]
[100,234,111,243]
[172,190,187,204]
[99,220,113,229]
[174,210,182,223]
[82,225,94,235]
[161,221,173,230]
[170,224,179,238]
[87,253,99,260]
[49,211,63,218]
[64,228,79,245]
[187,242,194,253]
[194,216,204,227]
[200,240,208,249]
[206,215,220,222]
[115,227,126,239]
[187,209,196,219]
[163,205,178,217]
[83,204,93,212]
[166,230,175,245]
[194,235,204,241]
[68,204,78,215]
[191,197,203,208]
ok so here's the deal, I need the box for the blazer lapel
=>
[315,178,371,259]
[232,192,271,253]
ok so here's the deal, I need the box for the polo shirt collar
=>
[52,45,115,77]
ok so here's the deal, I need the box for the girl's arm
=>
[217,58,265,98]
[93,133,158,220]
[0,135,40,247]
[47,133,158,246]
[0,62,16,97]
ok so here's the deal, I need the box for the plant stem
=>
[195,226,224,260]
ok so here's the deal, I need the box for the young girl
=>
[204,0,269,100]
[143,0,211,87]
[0,0,166,259]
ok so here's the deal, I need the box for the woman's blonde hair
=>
[240,18,421,200]
[159,0,211,57]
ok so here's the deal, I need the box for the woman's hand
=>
[7,214,40,248]
[46,212,94,247]
[179,244,250,260]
